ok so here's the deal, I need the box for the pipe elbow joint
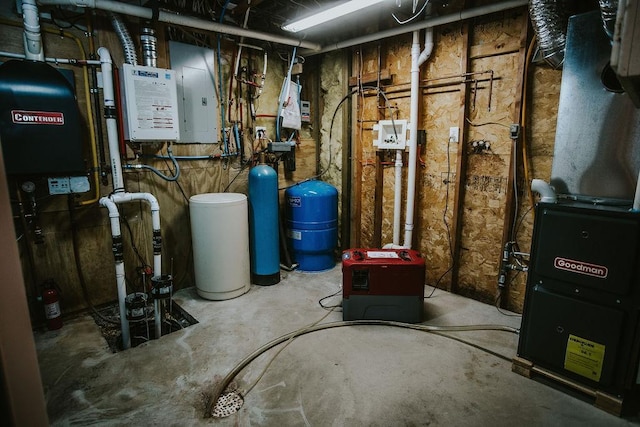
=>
[97,47,112,64]
[531,179,557,203]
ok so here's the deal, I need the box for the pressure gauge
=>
[21,181,35,193]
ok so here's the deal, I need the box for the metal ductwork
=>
[528,0,567,69]
[599,0,619,40]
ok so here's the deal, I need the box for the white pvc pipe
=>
[531,179,557,203]
[97,46,164,343]
[39,0,321,50]
[99,197,131,349]
[97,47,125,192]
[21,0,44,61]
[392,150,403,245]
[402,32,421,249]
[108,191,163,339]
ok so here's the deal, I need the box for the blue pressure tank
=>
[248,162,280,285]
[285,180,338,271]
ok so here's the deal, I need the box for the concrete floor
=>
[34,266,640,426]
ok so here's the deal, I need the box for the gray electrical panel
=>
[169,41,218,144]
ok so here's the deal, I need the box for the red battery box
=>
[342,248,425,323]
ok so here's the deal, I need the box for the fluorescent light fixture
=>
[282,0,387,33]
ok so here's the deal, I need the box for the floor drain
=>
[91,301,198,352]
[212,392,244,418]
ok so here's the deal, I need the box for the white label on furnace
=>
[366,251,400,259]
[287,229,302,240]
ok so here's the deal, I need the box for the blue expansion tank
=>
[248,163,280,285]
[285,180,338,271]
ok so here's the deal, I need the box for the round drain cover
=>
[211,392,244,418]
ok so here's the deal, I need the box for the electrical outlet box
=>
[255,126,267,139]
[449,126,459,143]
[300,100,311,123]
[510,124,520,140]
[373,120,409,149]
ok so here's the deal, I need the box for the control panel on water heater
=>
[120,64,180,142]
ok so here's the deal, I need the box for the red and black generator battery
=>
[342,248,425,323]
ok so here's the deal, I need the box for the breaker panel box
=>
[169,41,218,143]
[121,63,180,142]
[517,202,640,413]
[342,248,425,323]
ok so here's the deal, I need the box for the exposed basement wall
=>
[0,7,317,321]
[347,6,558,312]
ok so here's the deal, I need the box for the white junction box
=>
[121,63,180,142]
[373,120,409,149]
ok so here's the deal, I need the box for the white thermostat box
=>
[121,64,180,142]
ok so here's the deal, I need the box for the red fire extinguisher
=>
[42,281,62,330]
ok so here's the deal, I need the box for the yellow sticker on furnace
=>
[564,334,605,382]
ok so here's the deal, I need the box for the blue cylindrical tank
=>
[249,163,280,285]
[285,180,338,271]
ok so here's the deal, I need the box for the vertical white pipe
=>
[97,47,125,192]
[392,150,403,245]
[634,171,640,211]
[403,32,421,248]
[100,197,131,349]
[21,0,44,61]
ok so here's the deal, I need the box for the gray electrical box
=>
[169,41,218,144]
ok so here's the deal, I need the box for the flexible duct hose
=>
[528,0,567,68]
[110,13,138,66]
[599,0,619,40]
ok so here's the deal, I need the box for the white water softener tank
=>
[189,193,251,300]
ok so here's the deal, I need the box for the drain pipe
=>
[391,150,403,246]
[531,179,557,203]
[100,198,130,348]
[98,47,125,192]
[98,47,164,348]
[385,22,434,250]
[402,29,432,249]
[21,0,44,61]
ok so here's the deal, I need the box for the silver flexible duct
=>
[599,0,619,40]
[110,13,138,65]
[528,0,567,69]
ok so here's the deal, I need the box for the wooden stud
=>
[449,21,471,294]
[498,12,529,308]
